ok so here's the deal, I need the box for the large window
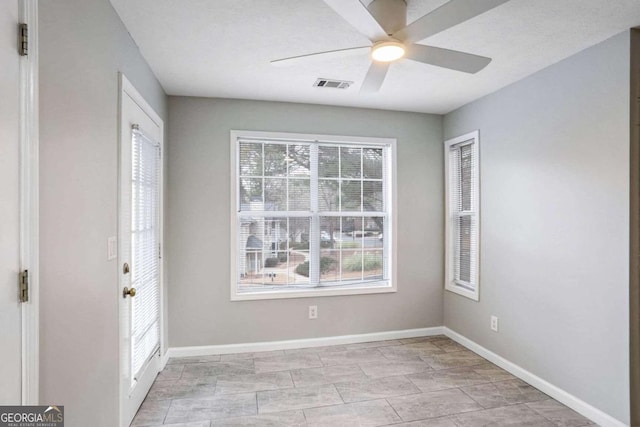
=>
[231,131,396,300]
[445,131,480,301]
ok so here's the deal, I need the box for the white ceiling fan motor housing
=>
[367,0,407,36]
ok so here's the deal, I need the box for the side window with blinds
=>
[445,131,480,301]
[231,131,396,300]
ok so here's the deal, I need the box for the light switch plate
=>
[108,236,117,260]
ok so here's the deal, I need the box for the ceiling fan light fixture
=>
[371,40,405,62]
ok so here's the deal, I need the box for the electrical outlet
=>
[308,305,318,319]
[490,315,499,332]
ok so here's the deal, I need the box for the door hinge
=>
[18,23,28,56]
[19,270,29,303]
[158,243,162,259]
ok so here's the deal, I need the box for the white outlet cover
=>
[490,315,499,332]
[308,305,318,319]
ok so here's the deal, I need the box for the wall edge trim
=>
[167,327,444,357]
[444,327,627,427]
[166,325,625,426]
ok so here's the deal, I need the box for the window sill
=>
[445,282,479,301]
[231,282,396,301]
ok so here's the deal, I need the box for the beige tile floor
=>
[131,335,596,427]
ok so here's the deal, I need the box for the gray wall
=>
[443,31,630,424]
[39,0,167,425]
[167,97,443,347]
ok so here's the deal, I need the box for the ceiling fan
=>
[271,0,510,92]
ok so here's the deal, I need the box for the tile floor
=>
[131,335,596,427]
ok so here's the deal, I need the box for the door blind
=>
[130,127,160,381]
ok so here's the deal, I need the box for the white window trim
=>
[444,130,480,301]
[230,130,397,301]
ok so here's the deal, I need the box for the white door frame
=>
[118,73,165,427]
[19,0,39,406]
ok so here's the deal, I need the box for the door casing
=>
[19,0,39,405]
[118,73,165,427]
[0,0,39,405]
[630,27,640,427]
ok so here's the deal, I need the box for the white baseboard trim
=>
[167,327,444,358]
[443,327,627,427]
[167,326,625,426]
[160,350,170,371]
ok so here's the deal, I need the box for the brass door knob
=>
[123,287,136,298]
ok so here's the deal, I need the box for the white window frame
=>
[444,130,480,301]
[230,130,397,301]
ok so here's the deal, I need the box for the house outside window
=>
[445,130,480,301]
[230,130,396,301]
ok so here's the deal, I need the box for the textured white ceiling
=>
[109,0,640,114]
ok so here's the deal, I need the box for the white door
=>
[0,0,23,405]
[119,75,164,427]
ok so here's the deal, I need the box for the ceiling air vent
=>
[313,78,353,89]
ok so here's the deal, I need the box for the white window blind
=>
[445,131,480,300]
[130,127,161,381]
[235,135,391,295]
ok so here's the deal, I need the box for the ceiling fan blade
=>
[360,61,390,93]
[405,44,491,74]
[322,0,388,41]
[271,46,370,67]
[394,0,510,43]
